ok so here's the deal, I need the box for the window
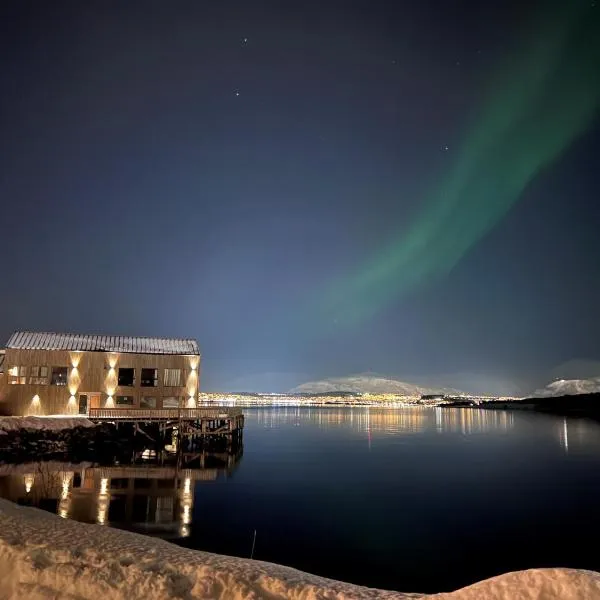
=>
[140,396,157,409]
[163,369,182,387]
[162,396,181,408]
[141,368,158,387]
[29,366,49,385]
[8,366,27,385]
[115,395,134,406]
[118,368,135,387]
[51,367,68,386]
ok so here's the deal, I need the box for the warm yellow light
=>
[97,497,108,525]
[183,477,191,496]
[182,503,191,525]
[70,352,82,368]
[105,396,114,408]
[68,367,81,395]
[189,356,200,370]
[97,477,110,524]
[105,364,117,396]
[61,473,72,500]
[8,366,18,377]
[108,354,118,369]
[28,395,42,416]
[186,396,196,408]
[24,474,34,493]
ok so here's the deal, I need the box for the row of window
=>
[113,396,184,408]
[8,366,63,385]
[115,368,182,387]
[8,366,185,387]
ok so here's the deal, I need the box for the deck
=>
[87,406,244,438]
[88,407,243,421]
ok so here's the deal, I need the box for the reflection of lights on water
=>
[61,473,72,500]
[24,474,34,493]
[97,496,109,525]
[179,524,190,537]
[562,418,569,454]
[183,477,191,496]
[97,477,110,524]
[182,504,191,525]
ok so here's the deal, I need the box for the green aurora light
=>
[322,1,600,326]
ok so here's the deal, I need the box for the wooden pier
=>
[88,406,244,445]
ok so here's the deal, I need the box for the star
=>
[242,37,248,44]
[441,145,449,152]
[235,90,240,97]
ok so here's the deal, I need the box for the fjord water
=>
[186,407,600,593]
[4,406,600,594]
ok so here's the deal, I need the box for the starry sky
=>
[1,0,599,394]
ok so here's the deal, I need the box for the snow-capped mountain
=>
[288,374,461,396]
[532,377,600,397]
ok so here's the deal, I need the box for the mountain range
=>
[288,374,462,396]
[532,377,600,397]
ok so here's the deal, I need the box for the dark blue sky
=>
[1,1,599,393]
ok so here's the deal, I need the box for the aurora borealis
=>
[2,0,600,392]
[323,1,600,326]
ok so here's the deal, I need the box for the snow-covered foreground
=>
[0,416,95,434]
[0,500,599,600]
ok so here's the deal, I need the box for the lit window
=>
[163,369,182,387]
[118,368,135,387]
[141,368,158,387]
[162,396,181,408]
[29,366,49,385]
[51,367,68,386]
[8,366,27,385]
[115,395,135,406]
[140,396,157,408]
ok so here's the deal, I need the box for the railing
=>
[88,407,243,420]
[92,466,219,480]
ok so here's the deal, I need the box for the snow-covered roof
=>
[5,331,200,356]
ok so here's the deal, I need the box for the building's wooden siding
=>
[0,348,201,416]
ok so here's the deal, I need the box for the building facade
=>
[0,332,201,416]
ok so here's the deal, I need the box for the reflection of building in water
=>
[434,407,513,434]
[0,448,242,539]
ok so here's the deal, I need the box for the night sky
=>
[1,1,599,394]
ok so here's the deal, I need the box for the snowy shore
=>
[0,499,598,599]
[0,416,96,434]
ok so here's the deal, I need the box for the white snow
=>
[0,498,599,599]
[533,377,600,397]
[289,375,460,397]
[0,416,96,434]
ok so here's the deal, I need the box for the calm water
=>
[3,406,600,593]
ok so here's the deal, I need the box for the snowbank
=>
[0,416,95,434]
[0,499,599,600]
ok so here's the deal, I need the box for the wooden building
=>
[0,331,201,416]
